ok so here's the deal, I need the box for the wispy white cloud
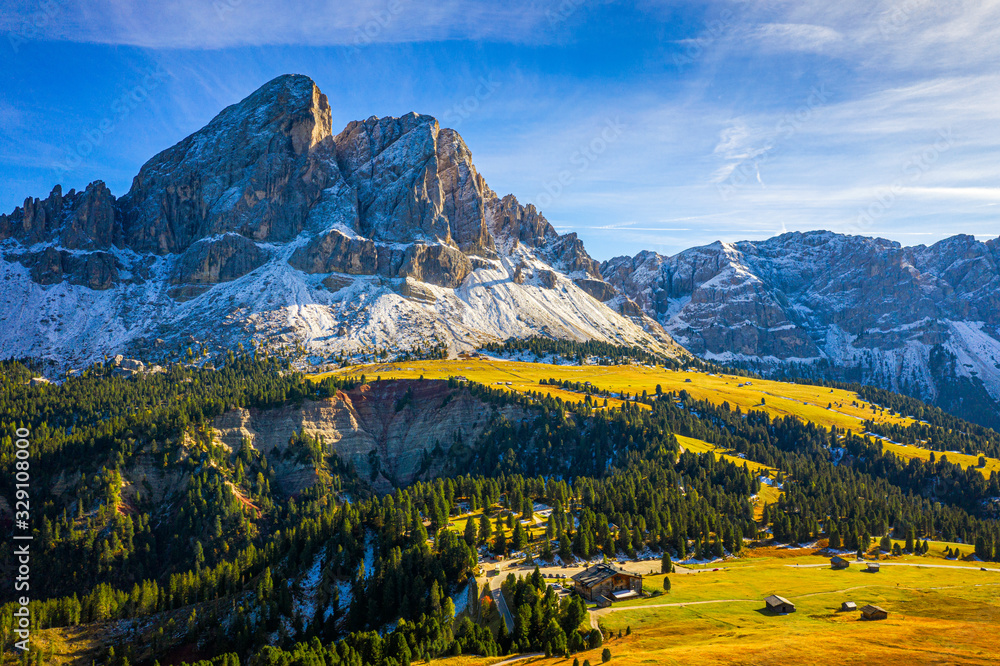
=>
[723,0,1000,72]
[0,0,555,49]
[747,22,844,54]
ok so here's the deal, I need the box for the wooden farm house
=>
[571,564,643,603]
[830,556,850,569]
[861,604,889,620]
[764,595,796,614]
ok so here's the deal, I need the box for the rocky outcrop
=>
[289,230,471,288]
[18,247,119,290]
[211,380,523,490]
[333,115,494,256]
[119,74,340,254]
[289,229,378,275]
[62,181,121,250]
[170,234,267,285]
[0,182,121,250]
[395,277,436,303]
[537,269,558,289]
[488,193,557,250]
[548,232,602,279]
[398,243,471,288]
[573,278,617,302]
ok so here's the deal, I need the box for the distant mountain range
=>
[2,74,998,425]
[602,232,1000,428]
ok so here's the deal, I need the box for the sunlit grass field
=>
[674,434,776,476]
[311,358,1000,477]
[435,553,1000,666]
[310,357,911,430]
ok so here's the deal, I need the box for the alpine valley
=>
[3,75,999,426]
[3,75,1000,666]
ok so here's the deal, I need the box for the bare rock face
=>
[119,74,340,254]
[485,193,602,279]
[289,230,471,287]
[573,278,617,302]
[333,115,494,255]
[72,252,120,290]
[398,243,471,288]
[548,232,602,278]
[211,380,523,490]
[615,296,645,318]
[0,182,121,250]
[395,277,436,303]
[0,186,64,246]
[537,269,558,289]
[288,229,378,275]
[488,193,557,250]
[22,247,64,285]
[62,181,121,250]
[19,247,119,289]
[170,234,268,285]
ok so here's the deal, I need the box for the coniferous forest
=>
[2,349,999,665]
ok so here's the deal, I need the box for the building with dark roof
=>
[860,604,888,620]
[764,595,795,613]
[830,556,850,569]
[570,563,643,602]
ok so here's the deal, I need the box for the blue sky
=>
[1,0,998,259]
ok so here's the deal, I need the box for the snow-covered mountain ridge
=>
[0,74,681,368]
[602,230,1000,427]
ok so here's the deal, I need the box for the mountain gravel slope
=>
[0,74,681,368]
[602,230,1000,426]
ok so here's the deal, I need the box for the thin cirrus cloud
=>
[746,22,845,53]
[0,0,556,49]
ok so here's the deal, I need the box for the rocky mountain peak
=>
[119,74,337,255]
[0,180,120,251]
[332,111,494,255]
[0,73,672,368]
